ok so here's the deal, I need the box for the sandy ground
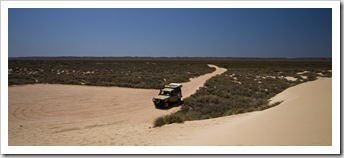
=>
[8,66,331,146]
[8,64,227,145]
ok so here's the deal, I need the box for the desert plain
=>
[8,63,331,146]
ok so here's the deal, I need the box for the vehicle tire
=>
[164,102,169,108]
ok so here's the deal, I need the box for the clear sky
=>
[8,8,332,58]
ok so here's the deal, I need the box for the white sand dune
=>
[165,78,332,146]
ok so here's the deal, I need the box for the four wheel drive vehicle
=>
[152,83,183,108]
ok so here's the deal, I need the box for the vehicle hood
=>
[153,95,169,100]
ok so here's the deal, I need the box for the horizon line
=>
[8,56,332,59]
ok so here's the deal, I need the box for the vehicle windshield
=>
[160,90,170,96]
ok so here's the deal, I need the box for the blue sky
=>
[8,8,332,58]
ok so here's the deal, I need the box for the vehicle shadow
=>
[155,101,184,110]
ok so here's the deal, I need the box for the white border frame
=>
[1,1,340,154]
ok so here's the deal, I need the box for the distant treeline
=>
[9,56,332,61]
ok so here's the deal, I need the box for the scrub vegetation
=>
[8,59,214,89]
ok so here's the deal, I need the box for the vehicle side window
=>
[171,90,175,96]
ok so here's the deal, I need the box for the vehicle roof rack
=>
[165,83,182,88]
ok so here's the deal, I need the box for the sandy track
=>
[8,64,226,145]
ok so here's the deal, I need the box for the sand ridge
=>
[166,78,332,146]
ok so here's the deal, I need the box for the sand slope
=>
[165,78,332,146]
[8,64,226,145]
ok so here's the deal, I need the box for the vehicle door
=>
[170,90,178,102]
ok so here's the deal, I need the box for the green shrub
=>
[153,113,185,127]
[153,117,165,127]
